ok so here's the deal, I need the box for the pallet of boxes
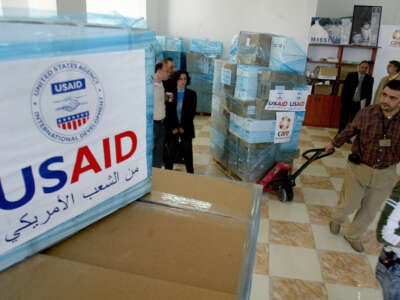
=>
[155,35,186,69]
[211,31,309,182]
[186,39,223,114]
[0,14,262,300]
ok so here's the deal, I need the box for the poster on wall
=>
[389,28,400,47]
[349,5,382,46]
[310,17,342,44]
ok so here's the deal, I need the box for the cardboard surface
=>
[0,169,261,299]
[314,84,332,95]
[0,254,234,300]
[314,66,338,79]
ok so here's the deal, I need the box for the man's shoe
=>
[329,221,341,235]
[344,235,364,253]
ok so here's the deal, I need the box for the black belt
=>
[154,119,164,124]
[379,250,400,267]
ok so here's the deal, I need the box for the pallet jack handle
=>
[291,148,334,179]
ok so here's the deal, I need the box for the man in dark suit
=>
[164,70,197,173]
[338,60,374,133]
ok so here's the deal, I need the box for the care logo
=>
[31,61,104,144]
[278,115,292,130]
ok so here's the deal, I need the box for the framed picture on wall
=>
[350,5,382,46]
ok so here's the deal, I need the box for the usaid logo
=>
[31,61,104,144]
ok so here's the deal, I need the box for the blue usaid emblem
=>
[51,78,86,95]
[31,61,104,143]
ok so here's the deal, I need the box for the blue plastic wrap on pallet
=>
[234,64,269,101]
[0,12,155,272]
[189,38,223,57]
[156,35,185,52]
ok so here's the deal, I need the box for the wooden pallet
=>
[213,159,243,182]
[196,112,211,116]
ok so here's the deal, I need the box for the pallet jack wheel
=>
[278,186,294,202]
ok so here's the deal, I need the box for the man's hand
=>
[325,141,335,153]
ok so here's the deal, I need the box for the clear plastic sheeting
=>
[235,31,307,74]
[210,30,309,182]
[0,11,155,272]
[189,39,224,57]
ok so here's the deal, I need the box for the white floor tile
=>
[249,274,270,300]
[330,177,343,192]
[268,201,309,223]
[366,255,379,273]
[302,188,339,206]
[269,244,323,282]
[301,165,330,176]
[323,156,347,168]
[326,283,383,300]
[311,224,356,253]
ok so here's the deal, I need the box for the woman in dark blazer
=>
[164,70,197,173]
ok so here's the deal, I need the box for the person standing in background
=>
[164,70,197,173]
[152,61,168,168]
[162,57,176,92]
[373,60,400,105]
[376,180,400,300]
[338,60,374,134]
[326,80,400,253]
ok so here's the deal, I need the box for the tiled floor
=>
[183,115,399,300]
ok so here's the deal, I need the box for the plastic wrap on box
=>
[163,50,185,70]
[189,39,223,57]
[229,112,275,143]
[235,31,306,74]
[234,64,269,101]
[269,36,306,74]
[222,62,237,97]
[186,52,214,76]
[0,12,154,271]
[257,71,307,99]
[155,36,186,70]
[227,136,278,181]
[156,36,185,52]
[190,73,213,114]
[212,59,225,95]
[210,127,229,166]
[226,94,257,118]
[236,32,274,66]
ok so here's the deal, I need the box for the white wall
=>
[87,0,145,19]
[1,0,57,16]
[147,0,318,58]
[316,0,400,24]
[373,25,400,95]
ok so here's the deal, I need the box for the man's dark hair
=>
[163,57,174,64]
[389,60,400,72]
[155,61,164,73]
[173,70,191,86]
[385,80,400,91]
[359,60,370,65]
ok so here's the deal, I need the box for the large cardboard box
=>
[0,169,262,300]
[314,84,332,95]
[339,64,358,80]
[314,66,338,80]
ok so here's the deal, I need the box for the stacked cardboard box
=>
[0,169,262,300]
[210,31,308,181]
[156,36,186,70]
[186,39,223,113]
[0,13,155,272]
